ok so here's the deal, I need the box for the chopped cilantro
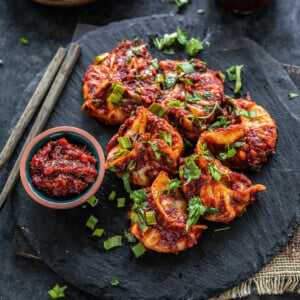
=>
[182,158,201,184]
[208,116,231,130]
[186,196,206,230]
[149,141,162,159]
[205,207,220,215]
[110,279,119,286]
[168,178,181,192]
[48,284,67,299]
[208,165,221,182]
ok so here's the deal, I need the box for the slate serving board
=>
[12,15,300,300]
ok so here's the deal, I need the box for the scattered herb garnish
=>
[214,226,230,232]
[176,27,188,45]
[152,32,177,50]
[86,215,98,230]
[48,284,67,299]
[148,102,168,117]
[181,157,201,184]
[167,99,182,107]
[197,8,205,14]
[173,0,189,10]
[226,65,244,94]
[186,196,206,230]
[118,136,132,149]
[168,178,181,192]
[205,207,220,215]
[92,228,104,237]
[130,189,148,222]
[208,116,231,130]
[236,109,257,118]
[218,141,246,161]
[288,92,299,99]
[107,83,126,106]
[149,141,162,159]
[0,59,3,66]
[127,159,136,171]
[117,197,126,208]
[131,242,147,258]
[104,236,123,250]
[109,279,120,286]
[108,190,117,201]
[208,165,222,182]
[145,211,157,225]
[165,72,178,89]
[186,38,204,56]
[122,173,132,193]
[164,48,175,55]
[177,61,195,74]
[95,53,109,64]
[87,195,99,207]
[159,130,172,146]
[20,37,29,45]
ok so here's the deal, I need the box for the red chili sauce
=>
[29,138,97,198]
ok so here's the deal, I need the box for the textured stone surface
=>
[1,0,300,299]
[11,15,300,300]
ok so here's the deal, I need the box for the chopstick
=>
[0,43,81,209]
[0,47,67,170]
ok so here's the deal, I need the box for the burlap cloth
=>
[211,224,300,299]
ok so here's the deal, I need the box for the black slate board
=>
[13,15,300,300]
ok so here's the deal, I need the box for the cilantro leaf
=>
[48,284,67,299]
[176,27,188,45]
[183,159,201,184]
[168,178,181,192]
[186,196,206,230]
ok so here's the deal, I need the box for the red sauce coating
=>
[29,138,97,198]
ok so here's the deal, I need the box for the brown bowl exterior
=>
[20,126,105,209]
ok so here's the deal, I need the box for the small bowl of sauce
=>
[20,126,105,209]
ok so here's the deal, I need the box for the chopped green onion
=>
[149,142,162,159]
[159,130,172,146]
[177,62,195,74]
[108,190,117,201]
[197,8,205,14]
[117,136,132,149]
[20,37,29,45]
[104,236,123,250]
[288,92,299,99]
[110,279,119,286]
[117,197,126,208]
[92,228,104,237]
[107,84,126,106]
[165,72,178,89]
[87,195,99,207]
[86,215,98,230]
[205,207,220,215]
[152,32,177,50]
[217,71,225,81]
[180,77,194,86]
[155,74,165,85]
[48,284,67,299]
[122,173,132,193]
[164,48,175,55]
[173,0,189,10]
[149,59,159,70]
[131,242,147,258]
[145,211,157,225]
[214,226,230,232]
[186,38,203,56]
[234,65,243,94]
[148,103,168,118]
[127,159,136,171]
[167,100,182,107]
[176,27,188,45]
[0,59,3,66]
[95,53,109,63]
[236,109,256,118]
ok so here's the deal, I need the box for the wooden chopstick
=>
[0,43,81,209]
[0,47,67,170]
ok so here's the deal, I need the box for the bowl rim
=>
[20,126,105,209]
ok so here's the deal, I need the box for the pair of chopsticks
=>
[0,43,81,209]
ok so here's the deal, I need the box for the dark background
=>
[0,0,299,299]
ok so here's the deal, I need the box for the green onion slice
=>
[104,236,123,250]
[145,211,157,225]
[87,195,99,207]
[118,136,132,149]
[117,197,126,208]
[148,103,168,118]
[177,62,195,74]
[107,84,126,106]
[86,215,98,230]
[92,228,104,237]
[109,279,119,286]
[131,242,147,258]
[108,190,117,201]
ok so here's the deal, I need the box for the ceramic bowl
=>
[20,126,105,209]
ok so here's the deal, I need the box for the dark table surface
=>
[0,0,299,299]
